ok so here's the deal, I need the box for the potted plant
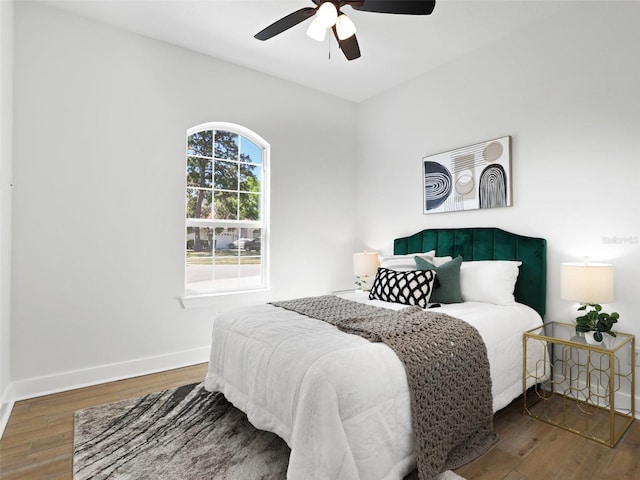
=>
[575,303,619,345]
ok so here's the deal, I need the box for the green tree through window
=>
[185,123,269,295]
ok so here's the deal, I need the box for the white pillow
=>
[460,260,522,305]
[431,255,453,267]
[379,250,435,271]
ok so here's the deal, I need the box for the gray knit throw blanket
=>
[271,295,497,480]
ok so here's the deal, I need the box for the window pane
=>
[239,192,260,221]
[185,259,213,291]
[187,157,212,188]
[239,262,261,280]
[240,163,261,192]
[215,131,238,161]
[186,226,214,289]
[213,228,235,250]
[217,228,259,253]
[186,226,214,255]
[214,191,238,220]
[213,256,240,281]
[239,137,262,164]
[186,188,212,219]
[244,229,262,256]
[187,130,213,157]
[214,160,239,190]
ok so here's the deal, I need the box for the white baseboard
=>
[551,373,640,420]
[0,393,14,440]
[9,346,210,403]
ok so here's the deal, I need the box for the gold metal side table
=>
[523,321,635,447]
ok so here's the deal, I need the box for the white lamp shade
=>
[336,14,356,40]
[306,17,327,41]
[561,262,614,304]
[353,252,380,277]
[316,1,338,28]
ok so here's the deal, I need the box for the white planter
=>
[584,331,603,345]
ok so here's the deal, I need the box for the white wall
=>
[10,2,357,398]
[7,0,640,414]
[0,0,15,434]
[356,3,640,405]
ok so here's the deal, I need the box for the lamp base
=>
[566,303,583,323]
[355,275,374,291]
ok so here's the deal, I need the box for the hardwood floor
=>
[0,363,208,480]
[1,363,638,480]
[457,397,640,480]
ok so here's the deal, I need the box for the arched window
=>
[185,122,269,296]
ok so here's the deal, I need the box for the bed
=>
[204,227,547,480]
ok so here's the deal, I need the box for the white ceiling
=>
[40,0,573,103]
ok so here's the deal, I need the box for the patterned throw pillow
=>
[368,267,437,308]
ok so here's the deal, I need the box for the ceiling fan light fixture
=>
[306,17,327,41]
[336,13,356,40]
[254,0,437,61]
[316,1,338,28]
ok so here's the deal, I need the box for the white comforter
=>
[204,293,545,480]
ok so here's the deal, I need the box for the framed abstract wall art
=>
[422,136,512,214]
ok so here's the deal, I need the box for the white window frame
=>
[183,121,270,302]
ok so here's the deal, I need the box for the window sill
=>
[180,288,271,310]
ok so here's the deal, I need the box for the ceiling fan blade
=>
[351,0,436,15]
[254,7,317,41]
[332,26,361,61]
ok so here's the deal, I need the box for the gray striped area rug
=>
[73,382,466,480]
[73,383,289,479]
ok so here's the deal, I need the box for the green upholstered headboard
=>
[394,227,547,318]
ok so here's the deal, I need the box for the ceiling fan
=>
[254,1,437,61]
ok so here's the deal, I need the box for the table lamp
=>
[353,251,380,291]
[561,260,614,321]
